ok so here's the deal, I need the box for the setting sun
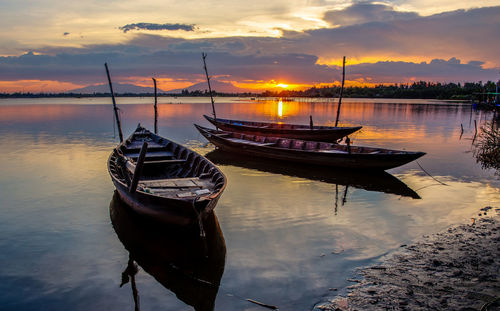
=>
[276,83,289,89]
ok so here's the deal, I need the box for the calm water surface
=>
[0,97,498,311]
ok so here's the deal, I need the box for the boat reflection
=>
[109,192,226,311]
[205,150,420,199]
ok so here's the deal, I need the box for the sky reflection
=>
[0,98,498,310]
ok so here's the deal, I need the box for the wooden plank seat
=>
[139,177,212,189]
[139,177,213,198]
[143,159,186,165]
[124,150,174,158]
[125,141,166,149]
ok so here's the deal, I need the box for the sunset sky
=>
[0,0,499,92]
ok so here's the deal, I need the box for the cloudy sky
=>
[0,0,499,92]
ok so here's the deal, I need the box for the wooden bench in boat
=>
[140,177,209,188]
[124,150,174,158]
[125,159,185,173]
[125,141,166,150]
[138,177,213,198]
[143,159,186,165]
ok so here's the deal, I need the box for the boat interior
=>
[109,129,225,199]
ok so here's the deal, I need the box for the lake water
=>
[0,97,498,311]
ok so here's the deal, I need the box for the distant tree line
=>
[0,90,258,98]
[1,80,497,100]
[261,81,499,100]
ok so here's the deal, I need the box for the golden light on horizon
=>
[0,80,85,93]
[232,80,312,91]
[278,98,283,118]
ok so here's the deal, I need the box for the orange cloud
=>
[316,56,431,67]
[0,80,85,93]
[120,76,199,91]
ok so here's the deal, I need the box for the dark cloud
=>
[324,2,419,27]
[63,32,70,36]
[347,58,497,83]
[119,23,196,33]
[1,6,499,90]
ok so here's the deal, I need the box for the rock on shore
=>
[316,207,500,311]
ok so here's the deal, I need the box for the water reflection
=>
[109,192,226,311]
[205,150,420,199]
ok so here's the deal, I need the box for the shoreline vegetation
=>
[1,80,498,100]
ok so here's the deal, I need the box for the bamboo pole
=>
[105,63,124,142]
[335,56,346,127]
[202,52,218,130]
[152,78,158,134]
[129,142,148,194]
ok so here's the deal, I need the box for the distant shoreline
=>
[0,93,472,101]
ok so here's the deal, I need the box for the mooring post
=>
[202,52,218,130]
[309,115,314,129]
[346,136,351,154]
[152,78,158,134]
[105,63,124,142]
[129,142,148,194]
[335,56,346,127]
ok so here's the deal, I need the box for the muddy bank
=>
[315,207,500,311]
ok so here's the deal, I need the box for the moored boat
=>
[195,124,425,170]
[204,115,362,142]
[107,125,226,225]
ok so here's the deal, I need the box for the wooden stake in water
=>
[105,63,124,142]
[152,78,158,134]
[335,56,346,127]
[202,52,218,130]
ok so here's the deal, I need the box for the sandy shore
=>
[314,207,500,311]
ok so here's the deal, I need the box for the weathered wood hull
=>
[111,177,221,226]
[196,125,425,171]
[108,126,226,226]
[205,115,361,142]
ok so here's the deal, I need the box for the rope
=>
[416,160,448,186]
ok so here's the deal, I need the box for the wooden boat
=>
[204,115,362,142]
[205,150,421,199]
[107,125,226,226]
[195,125,425,170]
[110,192,226,311]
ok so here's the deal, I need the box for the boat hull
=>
[196,125,425,171]
[112,178,220,226]
[107,126,226,226]
[205,115,361,142]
